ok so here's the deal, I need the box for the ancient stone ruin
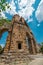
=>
[0,14,37,63]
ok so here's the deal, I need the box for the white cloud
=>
[18,0,28,8]
[27,18,33,23]
[5,0,17,15]
[37,24,40,27]
[0,0,35,22]
[5,0,35,22]
[0,44,5,48]
[18,0,35,21]
[35,0,43,22]
[18,0,35,23]
[0,10,7,19]
[18,0,35,9]
[18,6,34,20]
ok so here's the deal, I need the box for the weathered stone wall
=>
[0,14,37,64]
[3,14,37,54]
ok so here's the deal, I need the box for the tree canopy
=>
[0,0,10,11]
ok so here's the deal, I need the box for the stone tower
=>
[3,14,37,54]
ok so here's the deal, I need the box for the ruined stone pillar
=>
[31,39,36,54]
[3,14,37,54]
[3,31,11,53]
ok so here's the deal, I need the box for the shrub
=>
[40,43,43,54]
[0,45,3,54]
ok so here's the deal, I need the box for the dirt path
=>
[0,54,43,65]
[28,58,43,65]
[0,58,43,65]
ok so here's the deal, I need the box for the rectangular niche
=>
[17,41,22,50]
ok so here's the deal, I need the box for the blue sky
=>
[0,0,43,47]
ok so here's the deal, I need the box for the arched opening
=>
[0,31,8,48]
[0,28,9,53]
[26,32,32,53]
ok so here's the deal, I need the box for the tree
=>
[0,45,3,54]
[40,43,43,54]
[0,0,11,19]
[0,0,10,11]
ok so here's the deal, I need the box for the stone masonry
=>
[3,14,37,54]
[0,14,37,64]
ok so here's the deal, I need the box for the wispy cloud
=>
[37,24,40,27]
[35,0,43,22]
[0,44,5,48]
[0,10,7,19]
[5,0,17,15]
[0,0,35,22]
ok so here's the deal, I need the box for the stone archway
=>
[0,31,8,46]
[0,28,12,53]
[0,14,37,54]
